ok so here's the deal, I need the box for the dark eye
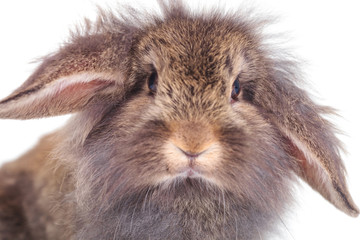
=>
[231,76,241,100]
[148,70,158,93]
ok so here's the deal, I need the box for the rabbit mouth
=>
[176,166,203,179]
[161,141,223,185]
[170,165,223,187]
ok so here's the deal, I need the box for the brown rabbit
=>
[0,1,358,239]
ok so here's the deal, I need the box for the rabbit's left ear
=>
[258,76,359,217]
[0,33,131,119]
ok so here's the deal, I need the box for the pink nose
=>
[169,121,216,156]
[182,151,201,159]
[177,147,205,160]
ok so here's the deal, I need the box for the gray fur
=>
[0,1,358,239]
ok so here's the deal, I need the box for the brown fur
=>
[0,1,358,239]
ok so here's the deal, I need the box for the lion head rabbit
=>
[0,1,358,239]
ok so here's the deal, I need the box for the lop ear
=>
[257,70,359,217]
[0,32,131,119]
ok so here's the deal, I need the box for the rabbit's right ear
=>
[0,33,131,119]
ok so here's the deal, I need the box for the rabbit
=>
[0,1,358,239]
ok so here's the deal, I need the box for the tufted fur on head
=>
[0,0,358,239]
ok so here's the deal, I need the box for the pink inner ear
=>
[25,79,117,117]
[285,137,322,196]
[52,79,114,105]
[285,138,309,172]
[56,79,113,97]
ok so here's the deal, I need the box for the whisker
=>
[129,194,143,234]
[217,190,221,221]
[278,214,296,240]
[257,227,263,240]
[221,189,226,224]
[235,218,238,240]
[142,187,151,212]
[112,216,121,240]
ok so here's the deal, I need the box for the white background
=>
[0,0,359,239]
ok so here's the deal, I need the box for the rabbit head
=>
[0,1,358,239]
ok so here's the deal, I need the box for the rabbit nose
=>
[183,151,201,159]
[169,121,217,155]
[178,148,204,159]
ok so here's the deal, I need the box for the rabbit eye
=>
[231,76,241,100]
[148,70,158,93]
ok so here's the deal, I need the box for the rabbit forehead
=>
[136,17,250,77]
